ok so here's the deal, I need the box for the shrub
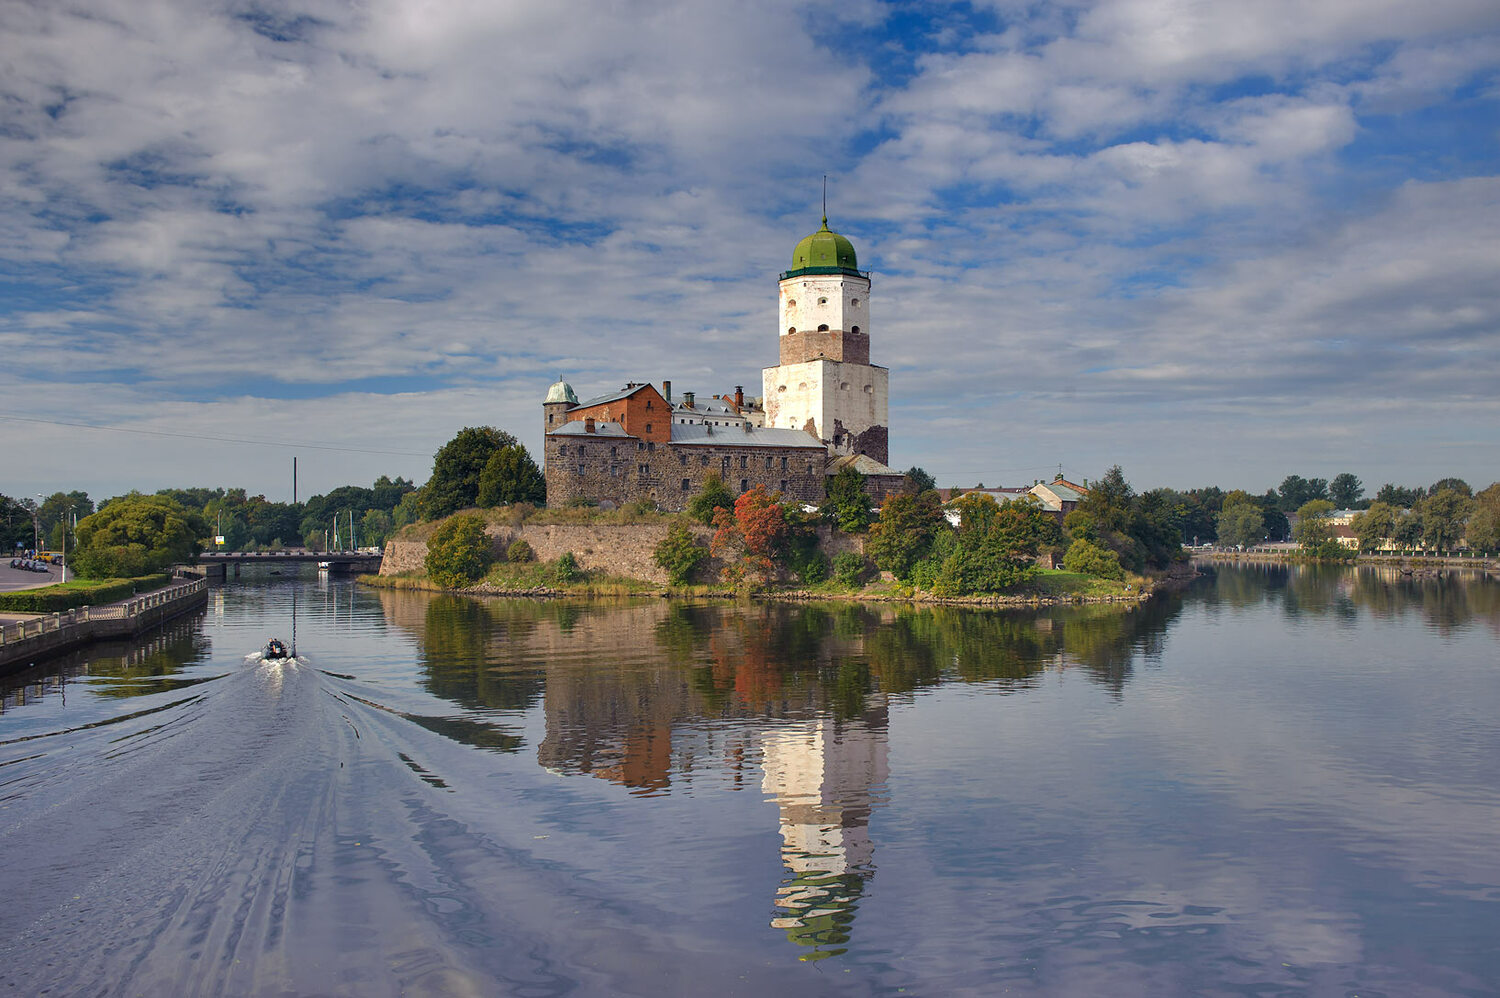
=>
[833,551,868,587]
[0,574,172,613]
[505,538,534,563]
[653,523,707,585]
[687,473,735,525]
[424,513,495,588]
[794,551,829,585]
[552,551,584,584]
[1062,537,1125,580]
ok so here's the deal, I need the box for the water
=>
[2,565,1498,996]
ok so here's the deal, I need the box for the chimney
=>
[742,420,750,433]
[663,380,672,403]
[584,417,596,433]
[734,385,744,411]
[683,391,695,409]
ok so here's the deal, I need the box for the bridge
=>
[197,549,384,578]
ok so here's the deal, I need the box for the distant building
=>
[542,217,904,510]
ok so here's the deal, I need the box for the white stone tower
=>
[762,216,889,465]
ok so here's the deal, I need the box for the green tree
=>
[687,473,735,525]
[1278,475,1328,512]
[1420,489,1474,552]
[1393,505,1425,549]
[476,444,546,507]
[653,522,708,585]
[393,492,421,529]
[822,466,874,533]
[833,551,867,587]
[71,495,207,578]
[1374,483,1422,508]
[1428,477,1471,497]
[1349,501,1397,552]
[1215,500,1265,549]
[902,467,936,494]
[1464,484,1500,552]
[1329,473,1364,509]
[1292,499,1336,550]
[360,508,394,548]
[1062,537,1125,580]
[421,427,519,520]
[424,513,495,588]
[867,490,947,580]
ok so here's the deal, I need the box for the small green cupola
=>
[784,217,863,279]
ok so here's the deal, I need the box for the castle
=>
[542,216,904,511]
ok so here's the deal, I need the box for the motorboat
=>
[263,638,291,660]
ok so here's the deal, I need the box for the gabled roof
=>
[669,423,823,449]
[549,420,633,438]
[573,383,659,409]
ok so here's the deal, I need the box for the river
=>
[1,565,1497,996]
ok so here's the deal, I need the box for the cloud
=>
[1,0,1497,498]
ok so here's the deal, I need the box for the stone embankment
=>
[0,578,210,674]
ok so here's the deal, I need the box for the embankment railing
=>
[0,578,207,648]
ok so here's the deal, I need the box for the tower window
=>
[851,325,860,334]
[817,324,829,331]
[851,298,859,307]
[840,382,849,390]
[787,327,796,335]
[864,384,873,393]
[818,297,827,305]
[786,299,796,307]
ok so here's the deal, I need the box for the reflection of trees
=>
[77,617,214,698]
[417,595,546,711]
[1204,564,1500,637]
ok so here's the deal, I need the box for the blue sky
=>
[2,0,1498,503]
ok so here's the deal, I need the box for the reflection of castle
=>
[760,702,889,960]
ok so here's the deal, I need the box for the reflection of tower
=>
[759,701,889,960]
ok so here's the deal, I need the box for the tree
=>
[1420,489,1474,552]
[421,427,519,520]
[902,467,936,494]
[393,492,421,529]
[1428,477,1471,497]
[1278,475,1328,512]
[1329,473,1364,510]
[1393,504,1425,549]
[687,473,735,525]
[867,490,947,580]
[71,495,207,578]
[476,444,546,507]
[360,509,394,548]
[1374,484,1422,508]
[1465,484,1500,552]
[1292,499,1336,550]
[653,522,708,585]
[1349,501,1397,552]
[822,466,874,533]
[1215,501,1265,549]
[710,485,788,583]
[1063,537,1125,580]
[424,513,494,588]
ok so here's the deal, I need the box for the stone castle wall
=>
[380,522,864,585]
[544,433,826,512]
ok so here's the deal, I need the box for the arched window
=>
[850,325,861,334]
[786,299,796,308]
[817,324,829,331]
[851,298,860,307]
[787,327,796,334]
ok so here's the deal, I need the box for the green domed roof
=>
[790,217,858,273]
[545,379,578,405]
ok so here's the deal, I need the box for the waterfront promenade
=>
[0,574,209,674]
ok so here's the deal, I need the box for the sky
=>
[2,0,1498,505]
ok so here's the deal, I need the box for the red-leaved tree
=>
[710,485,788,583]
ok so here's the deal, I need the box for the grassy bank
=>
[361,565,1149,606]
